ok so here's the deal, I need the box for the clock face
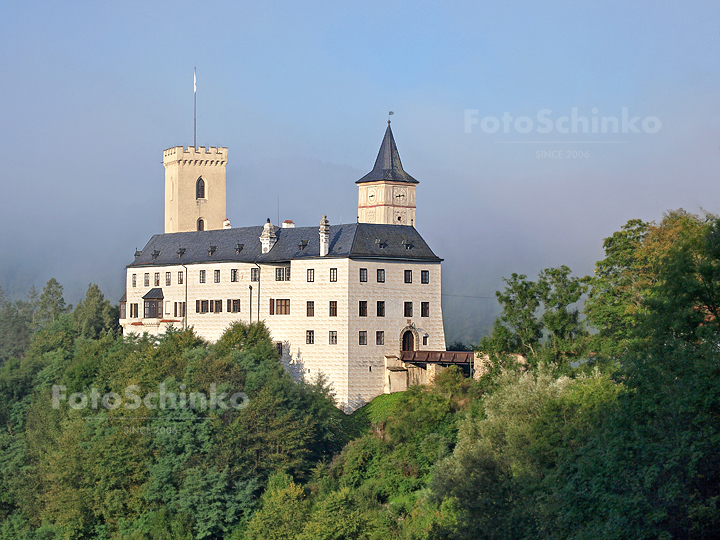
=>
[367,188,376,203]
[393,186,407,202]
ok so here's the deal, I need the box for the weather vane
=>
[388,110,394,125]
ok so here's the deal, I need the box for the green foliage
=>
[584,218,650,356]
[72,283,119,338]
[480,266,590,368]
[243,472,309,540]
[34,278,70,330]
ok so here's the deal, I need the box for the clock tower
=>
[356,122,418,226]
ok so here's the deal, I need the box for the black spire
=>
[355,124,419,184]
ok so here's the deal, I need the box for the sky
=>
[1,0,719,344]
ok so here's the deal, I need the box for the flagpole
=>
[193,67,197,149]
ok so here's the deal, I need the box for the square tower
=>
[163,146,228,233]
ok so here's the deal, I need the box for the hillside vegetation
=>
[1,208,719,539]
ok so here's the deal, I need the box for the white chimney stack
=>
[259,218,277,254]
[319,215,330,257]
[282,220,295,228]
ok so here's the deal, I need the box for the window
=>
[377,269,385,283]
[214,300,222,313]
[377,301,385,317]
[359,301,367,317]
[154,273,160,286]
[251,268,259,282]
[144,300,161,319]
[307,301,314,317]
[227,299,241,313]
[275,299,290,315]
[376,331,384,345]
[404,270,412,283]
[178,271,184,285]
[307,268,314,282]
[214,269,220,283]
[165,272,171,286]
[119,303,126,319]
[199,270,206,283]
[330,268,337,282]
[174,302,186,317]
[329,331,337,345]
[196,300,209,313]
[197,218,204,231]
[275,342,283,356]
[132,274,137,287]
[423,335,429,346]
[329,301,337,317]
[404,302,413,317]
[306,330,315,344]
[421,270,430,284]
[275,267,290,281]
[196,177,205,199]
[359,331,367,345]
[130,303,139,318]
[144,273,150,287]
[275,268,283,281]
[359,268,368,282]
[422,302,430,317]
[231,269,238,282]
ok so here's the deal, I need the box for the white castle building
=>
[120,123,459,411]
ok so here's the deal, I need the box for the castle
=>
[119,124,453,411]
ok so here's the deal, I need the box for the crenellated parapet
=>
[163,146,228,166]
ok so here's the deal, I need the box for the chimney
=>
[319,215,330,256]
[223,218,231,229]
[282,220,295,228]
[259,218,277,254]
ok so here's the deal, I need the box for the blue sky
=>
[2,0,719,343]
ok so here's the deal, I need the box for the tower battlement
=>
[163,146,228,165]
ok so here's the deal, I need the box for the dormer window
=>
[196,177,205,199]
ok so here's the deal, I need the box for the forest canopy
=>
[1,208,719,539]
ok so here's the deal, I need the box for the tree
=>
[34,278,70,329]
[479,267,590,367]
[72,283,118,338]
[536,266,590,364]
[243,472,308,540]
[487,273,543,356]
[584,218,650,357]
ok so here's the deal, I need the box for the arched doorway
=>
[402,330,414,352]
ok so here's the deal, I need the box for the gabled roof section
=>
[356,124,419,184]
[127,223,440,268]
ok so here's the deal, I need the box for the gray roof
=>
[356,124,419,185]
[128,223,441,268]
[142,288,164,299]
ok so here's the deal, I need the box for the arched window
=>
[196,177,205,199]
[197,218,205,231]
